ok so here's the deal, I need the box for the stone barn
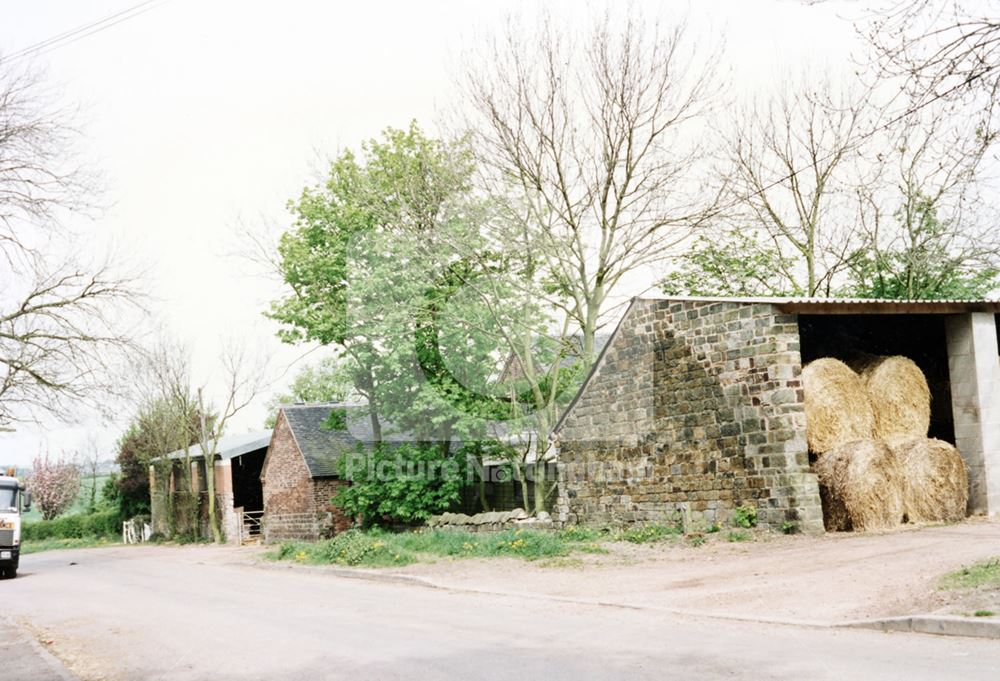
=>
[553,296,1000,533]
[261,404,377,543]
[150,430,271,543]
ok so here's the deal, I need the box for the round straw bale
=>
[886,436,968,524]
[802,358,876,454]
[858,356,931,440]
[812,439,905,532]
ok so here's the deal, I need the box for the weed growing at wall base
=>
[270,528,601,567]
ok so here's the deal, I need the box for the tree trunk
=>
[204,454,222,543]
[198,389,222,544]
[514,460,531,514]
[583,280,604,361]
[532,459,546,515]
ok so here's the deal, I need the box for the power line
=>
[3,0,168,63]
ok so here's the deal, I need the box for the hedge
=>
[22,510,123,541]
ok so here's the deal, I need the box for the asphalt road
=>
[4,545,1000,681]
[0,616,75,681]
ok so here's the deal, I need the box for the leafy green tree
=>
[846,197,999,300]
[270,123,527,441]
[264,356,353,427]
[334,443,469,526]
[270,123,584,516]
[661,229,796,297]
[114,397,208,520]
[269,122,485,443]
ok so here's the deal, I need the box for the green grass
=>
[974,610,996,617]
[727,530,752,542]
[21,536,120,554]
[21,475,110,522]
[940,558,1000,590]
[558,525,606,542]
[619,522,683,544]
[269,514,756,570]
[270,527,613,568]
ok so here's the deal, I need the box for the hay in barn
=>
[886,436,968,524]
[813,439,905,532]
[857,356,931,440]
[802,358,876,454]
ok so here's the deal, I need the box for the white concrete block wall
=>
[946,313,1000,517]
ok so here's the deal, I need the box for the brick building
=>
[554,296,1000,534]
[262,404,407,542]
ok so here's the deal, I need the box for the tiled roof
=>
[280,404,416,478]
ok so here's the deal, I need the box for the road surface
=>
[4,545,999,681]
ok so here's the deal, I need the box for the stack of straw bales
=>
[803,355,968,531]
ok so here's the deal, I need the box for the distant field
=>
[22,475,111,522]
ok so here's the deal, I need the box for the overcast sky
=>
[0,0,862,467]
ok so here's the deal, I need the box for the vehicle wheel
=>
[0,568,6,579]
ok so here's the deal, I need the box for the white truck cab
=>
[0,474,29,579]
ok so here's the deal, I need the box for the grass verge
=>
[940,558,1000,590]
[21,536,120,554]
[269,518,765,569]
[269,527,612,567]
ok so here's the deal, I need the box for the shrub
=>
[733,505,758,529]
[334,443,468,526]
[275,531,411,567]
[22,509,122,541]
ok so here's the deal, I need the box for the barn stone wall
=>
[556,299,824,533]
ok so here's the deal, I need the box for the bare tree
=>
[0,58,141,429]
[131,340,267,542]
[75,432,104,513]
[0,61,87,243]
[717,76,881,296]
[134,341,202,536]
[196,342,267,543]
[852,101,1000,297]
[864,0,1000,127]
[461,8,720,358]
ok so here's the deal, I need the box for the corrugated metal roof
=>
[163,429,271,461]
[647,295,1000,314]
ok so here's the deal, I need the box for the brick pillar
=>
[214,460,239,544]
[946,313,1000,517]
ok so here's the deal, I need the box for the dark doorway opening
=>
[231,449,266,513]
[797,314,954,443]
